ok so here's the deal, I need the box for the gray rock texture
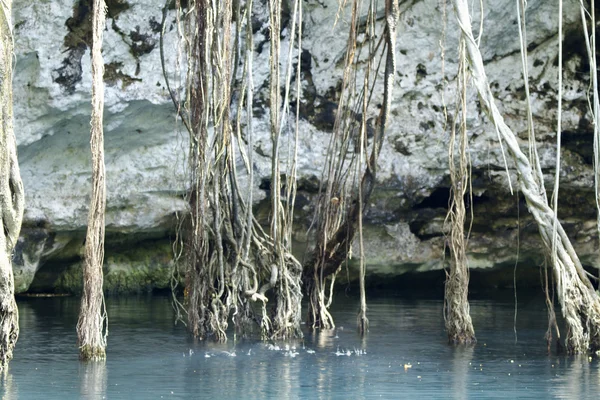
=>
[10,0,598,292]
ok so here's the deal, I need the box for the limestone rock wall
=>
[10,0,598,292]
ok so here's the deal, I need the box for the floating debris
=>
[333,347,351,356]
[353,348,366,356]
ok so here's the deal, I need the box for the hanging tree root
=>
[306,269,337,330]
[443,34,475,345]
[0,128,21,369]
[77,0,108,361]
[0,0,25,371]
[452,0,600,353]
[542,259,562,353]
[168,0,305,341]
[266,0,304,340]
[303,0,400,331]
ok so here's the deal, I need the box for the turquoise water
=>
[1,293,599,399]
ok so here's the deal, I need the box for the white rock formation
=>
[9,0,596,291]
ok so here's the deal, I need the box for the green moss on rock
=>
[55,263,84,294]
[51,240,175,295]
[104,263,172,294]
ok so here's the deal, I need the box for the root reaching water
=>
[451,0,600,353]
[443,33,475,345]
[77,0,108,361]
[0,0,23,371]
[304,0,400,332]
[164,0,304,341]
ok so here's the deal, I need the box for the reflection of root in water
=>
[556,355,591,399]
[1,368,17,400]
[452,345,473,400]
[308,326,343,350]
[79,361,107,400]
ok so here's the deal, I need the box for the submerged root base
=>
[306,277,335,330]
[448,333,477,345]
[0,304,19,371]
[79,345,106,361]
[357,315,369,335]
[563,293,600,354]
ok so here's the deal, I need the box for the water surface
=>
[1,293,599,399]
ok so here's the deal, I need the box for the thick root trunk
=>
[445,273,476,345]
[0,0,24,371]
[0,293,18,368]
[77,256,107,361]
[452,0,600,353]
[77,0,107,361]
[444,34,475,346]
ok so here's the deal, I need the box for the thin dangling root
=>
[304,0,400,331]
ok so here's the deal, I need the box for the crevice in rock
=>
[414,187,450,209]
[563,129,594,165]
[28,258,81,294]
[54,0,132,93]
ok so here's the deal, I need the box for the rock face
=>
[10,0,599,293]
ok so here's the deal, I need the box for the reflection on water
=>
[452,346,473,400]
[554,355,598,399]
[1,294,600,399]
[80,361,106,400]
[2,369,16,400]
